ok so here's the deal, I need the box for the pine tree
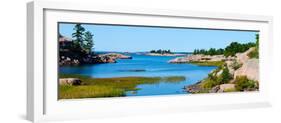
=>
[72,24,85,49]
[84,31,94,54]
[220,66,232,84]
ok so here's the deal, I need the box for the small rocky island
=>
[146,49,186,56]
[169,35,260,93]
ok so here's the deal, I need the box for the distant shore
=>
[146,53,187,56]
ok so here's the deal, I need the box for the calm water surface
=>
[59,53,216,96]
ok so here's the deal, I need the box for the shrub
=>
[234,76,258,91]
[218,67,232,84]
[230,60,242,70]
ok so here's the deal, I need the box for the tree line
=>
[193,34,259,57]
[150,49,172,54]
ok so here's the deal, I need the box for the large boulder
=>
[236,47,255,64]
[234,59,259,82]
[59,78,82,85]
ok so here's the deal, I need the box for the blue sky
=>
[59,23,258,52]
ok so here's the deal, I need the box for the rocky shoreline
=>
[168,54,234,63]
[59,53,132,66]
[171,47,259,93]
[99,53,132,59]
[59,35,132,66]
[184,82,237,93]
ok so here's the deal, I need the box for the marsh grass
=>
[59,85,125,99]
[59,74,186,99]
[189,61,224,67]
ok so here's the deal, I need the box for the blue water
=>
[59,54,216,96]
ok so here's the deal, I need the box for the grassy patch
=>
[189,61,225,67]
[59,74,186,99]
[59,85,125,99]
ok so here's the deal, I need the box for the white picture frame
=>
[27,0,273,122]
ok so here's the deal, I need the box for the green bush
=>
[235,76,258,91]
[230,60,242,70]
[218,67,232,84]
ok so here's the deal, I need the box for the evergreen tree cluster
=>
[72,24,94,54]
[193,34,259,57]
[193,48,224,56]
